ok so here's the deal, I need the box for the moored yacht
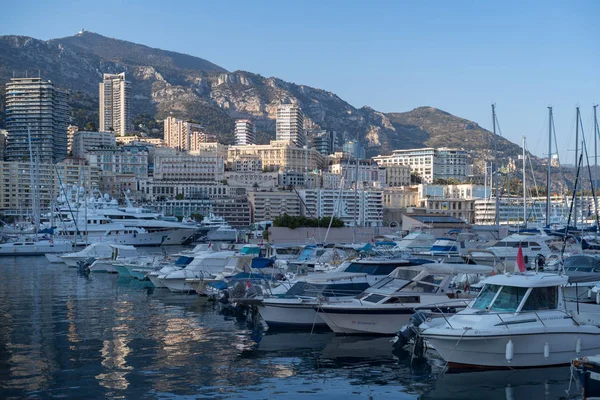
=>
[418,272,600,369]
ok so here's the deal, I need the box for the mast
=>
[595,105,598,192]
[546,107,552,226]
[522,136,526,226]
[492,104,500,228]
[575,107,580,228]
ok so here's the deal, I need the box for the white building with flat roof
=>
[298,189,383,227]
[72,131,116,158]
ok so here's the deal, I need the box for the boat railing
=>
[436,307,578,330]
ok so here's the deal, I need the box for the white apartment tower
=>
[276,104,305,147]
[5,77,69,163]
[234,119,256,145]
[99,73,132,136]
[163,116,204,151]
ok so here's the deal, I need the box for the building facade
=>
[5,77,69,163]
[248,191,302,222]
[234,119,256,145]
[99,73,132,136]
[72,131,117,158]
[227,140,324,172]
[276,104,305,147]
[298,189,384,227]
[87,145,149,179]
[328,159,387,189]
[384,165,411,187]
[309,130,337,156]
[163,116,205,151]
[373,147,468,183]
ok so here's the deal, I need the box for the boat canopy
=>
[480,272,568,288]
[250,257,274,269]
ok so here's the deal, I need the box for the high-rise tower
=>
[276,104,305,147]
[5,77,68,163]
[99,72,131,136]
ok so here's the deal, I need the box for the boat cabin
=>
[469,273,567,313]
[282,272,370,299]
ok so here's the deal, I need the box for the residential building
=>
[342,141,365,159]
[328,158,387,189]
[298,189,384,227]
[72,131,116,158]
[163,116,204,151]
[87,145,149,179]
[116,136,164,146]
[227,140,324,172]
[384,165,411,187]
[309,130,337,156]
[0,158,99,214]
[232,154,262,172]
[248,191,302,222]
[0,130,6,161]
[99,73,132,136]
[5,77,69,163]
[157,197,252,227]
[278,171,319,189]
[235,119,256,145]
[276,104,305,147]
[415,184,488,224]
[383,188,418,209]
[373,147,468,183]
[152,149,224,182]
[67,125,78,153]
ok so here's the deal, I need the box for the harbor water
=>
[0,253,579,399]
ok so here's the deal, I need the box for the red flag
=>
[515,243,526,273]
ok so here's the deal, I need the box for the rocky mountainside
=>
[0,31,526,164]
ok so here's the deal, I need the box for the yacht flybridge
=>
[418,272,600,369]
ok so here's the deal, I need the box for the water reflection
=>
[0,256,580,399]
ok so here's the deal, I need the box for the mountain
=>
[0,31,525,165]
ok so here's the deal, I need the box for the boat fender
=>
[576,338,582,354]
[544,342,550,359]
[597,292,600,305]
[505,340,514,362]
[589,289,593,299]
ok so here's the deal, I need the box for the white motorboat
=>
[395,231,436,253]
[158,251,237,292]
[61,242,116,267]
[0,238,74,256]
[257,272,373,329]
[206,225,237,242]
[418,272,600,369]
[562,255,600,303]
[316,264,493,335]
[88,244,141,273]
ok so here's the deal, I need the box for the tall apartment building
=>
[373,147,468,183]
[276,104,305,147]
[308,130,337,156]
[234,119,256,145]
[163,116,205,150]
[248,191,302,222]
[328,159,387,189]
[99,73,132,136]
[5,77,69,163]
[0,130,6,161]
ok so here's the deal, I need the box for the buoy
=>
[544,342,550,359]
[505,340,514,362]
[576,338,582,354]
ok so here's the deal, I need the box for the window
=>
[522,287,558,311]
[472,284,501,309]
[363,294,385,303]
[490,286,529,312]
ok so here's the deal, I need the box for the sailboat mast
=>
[575,107,580,228]
[492,104,499,228]
[547,107,552,226]
[595,104,598,191]
[522,136,526,226]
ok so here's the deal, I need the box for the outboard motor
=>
[393,311,429,350]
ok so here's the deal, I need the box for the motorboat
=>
[257,272,372,329]
[88,244,141,273]
[316,263,494,335]
[287,245,348,272]
[60,242,135,267]
[158,251,237,292]
[418,272,600,369]
[562,255,600,303]
[206,225,238,242]
[395,231,436,253]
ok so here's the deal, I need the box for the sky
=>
[2,0,599,162]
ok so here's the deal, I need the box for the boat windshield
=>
[472,284,501,309]
[175,256,194,266]
[489,286,529,312]
[398,274,446,294]
[285,281,370,298]
[344,263,407,276]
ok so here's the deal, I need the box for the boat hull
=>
[317,307,414,335]
[0,241,74,256]
[423,329,600,369]
[258,301,327,329]
[148,273,166,288]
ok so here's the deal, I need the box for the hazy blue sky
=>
[3,0,599,162]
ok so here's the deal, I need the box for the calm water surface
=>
[0,253,580,399]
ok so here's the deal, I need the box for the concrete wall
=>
[267,226,399,245]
